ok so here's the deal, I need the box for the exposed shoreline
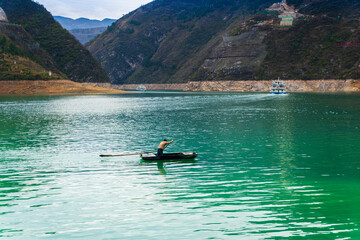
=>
[1,79,359,96]
[87,79,360,93]
[0,80,127,96]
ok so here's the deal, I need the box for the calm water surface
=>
[0,92,360,239]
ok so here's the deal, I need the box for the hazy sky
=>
[36,0,153,20]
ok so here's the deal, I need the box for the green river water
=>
[0,92,360,239]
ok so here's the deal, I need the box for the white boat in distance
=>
[270,78,286,94]
[136,85,147,92]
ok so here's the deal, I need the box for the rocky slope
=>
[0,0,110,83]
[87,0,360,84]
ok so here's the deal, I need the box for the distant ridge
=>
[54,16,116,30]
[54,16,117,44]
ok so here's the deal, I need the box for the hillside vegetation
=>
[86,0,275,84]
[256,0,360,80]
[87,0,360,83]
[0,0,110,83]
[259,16,360,80]
[0,24,64,80]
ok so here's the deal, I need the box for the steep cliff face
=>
[87,0,360,84]
[0,0,110,83]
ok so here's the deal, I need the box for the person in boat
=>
[157,139,173,157]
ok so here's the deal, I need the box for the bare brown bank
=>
[89,80,360,93]
[0,80,127,96]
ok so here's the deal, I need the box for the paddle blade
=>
[99,151,157,158]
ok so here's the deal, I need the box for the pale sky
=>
[36,0,153,20]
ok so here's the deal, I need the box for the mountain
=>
[54,16,116,30]
[54,16,117,44]
[0,0,110,83]
[86,0,275,84]
[86,0,360,84]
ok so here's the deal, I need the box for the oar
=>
[100,151,157,158]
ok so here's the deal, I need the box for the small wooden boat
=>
[141,152,197,161]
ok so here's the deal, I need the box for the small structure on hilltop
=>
[0,7,9,23]
[266,0,303,27]
[280,14,295,26]
[267,0,291,12]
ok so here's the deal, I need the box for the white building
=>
[0,7,9,23]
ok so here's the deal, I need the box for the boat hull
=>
[141,152,197,161]
[270,78,286,94]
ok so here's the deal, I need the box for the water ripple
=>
[1,93,360,239]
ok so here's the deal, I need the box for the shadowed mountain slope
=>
[54,16,116,30]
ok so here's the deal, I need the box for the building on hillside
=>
[280,16,293,26]
[0,7,9,23]
[279,11,303,26]
[280,14,294,26]
[266,0,304,27]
